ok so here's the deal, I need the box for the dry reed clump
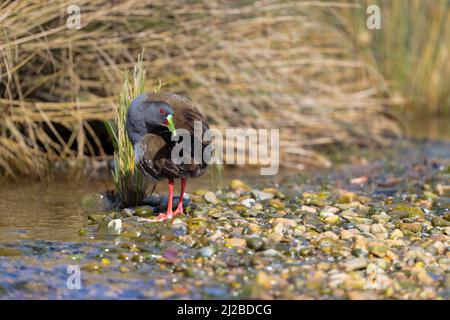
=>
[0,0,401,178]
[337,0,450,114]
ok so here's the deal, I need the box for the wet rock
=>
[241,198,256,208]
[390,229,404,240]
[272,217,297,228]
[251,190,274,201]
[432,217,450,227]
[198,246,215,258]
[368,243,388,258]
[134,206,155,217]
[84,262,102,272]
[269,199,285,210]
[392,205,425,219]
[261,249,280,257]
[301,205,317,214]
[226,238,246,248]
[204,191,219,205]
[229,179,251,192]
[399,222,422,234]
[141,194,161,206]
[98,218,122,236]
[339,192,357,204]
[324,215,341,225]
[342,258,368,271]
[171,219,188,236]
[340,228,360,240]
[369,224,388,240]
[193,189,209,196]
[246,237,265,251]
[159,195,190,211]
[443,227,450,236]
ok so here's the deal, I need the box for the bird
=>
[126,92,211,221]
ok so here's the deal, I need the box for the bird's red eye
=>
[164,119,169,125]
[159,108,164,114]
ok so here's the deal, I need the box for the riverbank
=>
[0,139,449,299]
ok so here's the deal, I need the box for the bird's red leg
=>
[155,179,174,221]
[173,178,186,216]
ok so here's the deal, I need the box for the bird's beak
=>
[166,114,176,136]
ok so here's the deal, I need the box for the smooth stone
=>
[339,192,357,204]
[246,237,265,251]
[134,206,155,217]
[392,205,425,219]
[269,199,285,210]
[262,249,280,257]
[198,246,215,257]
[443,227,450,236]
[226,238,246,248]
[272,217,297,228]
[369,223,388,240]
[319,210,335,218]
[193,189,209,196]
[343,258,368,271]
[251,189,274,201]
[324,215,341,225]
[204,191,219,204]
[368,243,388,257]
[229,179,251,192]
[432,217,450,227]
[141,194,161,206]
[171,219,188,236]
[159,195,190,211]
[241,198,256,208]
[399,222,422,233]
[98,218,122,236]
[301,205,317,214]
[390,229,404,240]
[340,229,360,240]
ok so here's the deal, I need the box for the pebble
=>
[204,191,219,205]
[390,229,404,240]
[324,214,341,225]
[272,218,297,228]
[340,229,359,240]
[343,258,368,271]
[199,246,215,257]
[98,218,122,236]
[241,198,256,208]
[269,199,284,210]
[251,190,274,201]
[246,237,265,251]
[226,238,246,248]
[229,179,251,192]
[369,223,388,240]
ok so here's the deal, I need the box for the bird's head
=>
[160,109,177,137]
[126,96,177,146]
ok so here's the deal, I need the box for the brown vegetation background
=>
[1,0,448,178]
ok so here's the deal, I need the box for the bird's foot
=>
[173,205,184,216]
[155,212,174,221]
[138,211,174,223]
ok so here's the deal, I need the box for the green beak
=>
[166,114,176,136]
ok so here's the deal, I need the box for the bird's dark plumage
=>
[126,92,211,182]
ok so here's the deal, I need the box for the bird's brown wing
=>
[138,133,203,180]
[145,93,212,178]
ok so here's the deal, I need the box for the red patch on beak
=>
[164,119,169,125]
